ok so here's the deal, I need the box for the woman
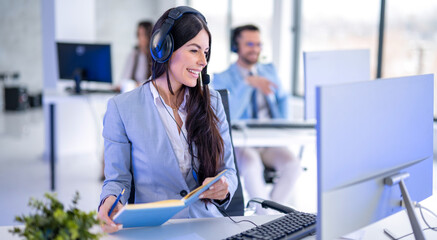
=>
[98,6,238,233]
[119,20,153,92]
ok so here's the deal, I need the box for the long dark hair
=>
[151,8,224,185]
[136,21,153,79]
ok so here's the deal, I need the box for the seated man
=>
[213,24,301,212]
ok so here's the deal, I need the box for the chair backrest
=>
[217,89,245,216]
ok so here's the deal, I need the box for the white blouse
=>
[149,83,192,178]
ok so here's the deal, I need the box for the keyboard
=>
[225,211,316,240]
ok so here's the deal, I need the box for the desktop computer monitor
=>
[316,74,434,240]
[303,49,370,121]
[57,42,112,93]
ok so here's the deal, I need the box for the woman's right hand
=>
[97,195,124,233]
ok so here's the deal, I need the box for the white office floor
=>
[0,108,435,227]
[0,108,102,226]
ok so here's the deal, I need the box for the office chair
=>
[220,89,308,185]
[263,166,278,184]
[217,89,245,216]
[263,146,306,184]
[218,89,297,215]
[212,89,289,215]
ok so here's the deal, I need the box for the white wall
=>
[0,0,183,95]
[55,0,96,42]
[54,0,182,85]
[0,0,43,92]
[95,0,157,85]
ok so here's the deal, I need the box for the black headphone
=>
[150,6,206,63]
[230,28,239,53]
[150,6,210,85]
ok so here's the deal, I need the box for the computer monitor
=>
[303,49,370,121]
[57,42,112,93]
[316,74,433,240]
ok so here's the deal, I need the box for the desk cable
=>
[417,202,437,231]
[383,202,437,240]
[216,206,258,228]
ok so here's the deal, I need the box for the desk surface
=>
[232,128,316,147]
[0,215,282,240]
[2,198,437,240]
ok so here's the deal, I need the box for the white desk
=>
[354,196,437,239]
[43,90,115,158]
[1,215,282,240]
[2,196,436,240]
[105,215,283,240]
[43,90,115,190]
[231,128,316,147]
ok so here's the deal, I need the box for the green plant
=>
[9,191,102,240]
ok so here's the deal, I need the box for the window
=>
[297,0,380,96]
[231,0,274,64]
[383,1,437,78]
[189,0,230,74]
[191,0,276,80]
[383,1,437,117]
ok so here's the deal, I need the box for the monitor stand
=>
[73,69,84,94]
[384,172,425,240]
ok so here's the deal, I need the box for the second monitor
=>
[57,42,113,94]
[303,49,370,121]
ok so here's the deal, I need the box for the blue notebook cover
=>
[113,169,227,228]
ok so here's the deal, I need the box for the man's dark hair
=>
[231,24,259,53]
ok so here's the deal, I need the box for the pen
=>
[108,188,125,217]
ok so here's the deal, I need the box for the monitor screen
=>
[316,74,434,239]
[57,42,112,85]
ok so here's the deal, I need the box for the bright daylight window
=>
[297,0,380,96]
[190,0,230,74]
[383,1,437,116]
[231,0,274,65]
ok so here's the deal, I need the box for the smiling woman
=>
[97,6,238,234]
[167,32,209,89]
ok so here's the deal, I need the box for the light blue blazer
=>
[213,63,288,120]
[100,82,238,218]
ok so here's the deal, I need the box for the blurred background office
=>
[0,0,436,226]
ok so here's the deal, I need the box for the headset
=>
[230,28,239,53]
[150,6,210,85]
[150,6,206,63]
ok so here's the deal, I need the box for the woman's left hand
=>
[199,176,229,200]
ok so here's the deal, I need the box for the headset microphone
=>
[201,73,210,85]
